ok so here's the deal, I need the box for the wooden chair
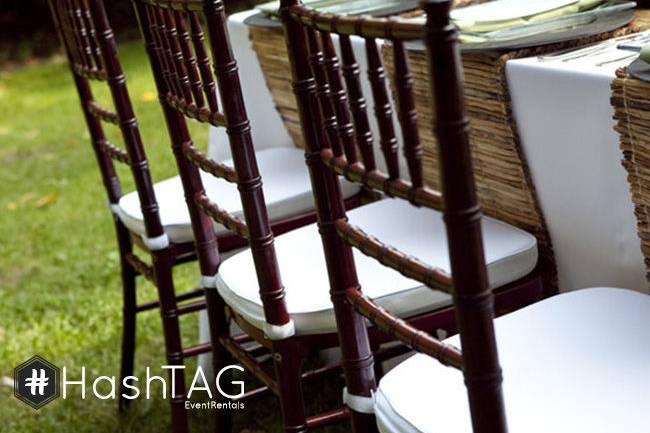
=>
[49,1,361,432]
[132,1,543,433]
[48,0,210,424]
[281,1,650,433]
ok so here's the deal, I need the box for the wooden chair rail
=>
[145,3,223,126]
[219,335,280,395]
[345,287,463,369]
[194,194,250,239]
[306,408,350,429]
[135,287,205,312]
[176,298,207,315]
[98,139,131,165]
[87,100,119,124]
[140,0,201,11]
[334,218,452,291]
[125,252,154,281]
[288,4,422,40]
[301,15,435,205]
[181,142,238,183]
[181,342,212,358]
[166,93,226,126]
[73,64,107,81]
[57,0,107,81]
[321,149,443,209]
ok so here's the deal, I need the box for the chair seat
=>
[374,287,650,433]
[117,147,360,244]
[217,198,538,336]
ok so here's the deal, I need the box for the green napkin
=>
[640,44,650,63]
[453,0,605,33]
[456,0,635,43]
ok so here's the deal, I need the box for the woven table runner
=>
[248,0,484,149]
[611,26,650,288]
[248,7,650,296]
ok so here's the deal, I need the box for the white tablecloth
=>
[211,10,647,293]
[207,10,293,162]
[507,45,646,292]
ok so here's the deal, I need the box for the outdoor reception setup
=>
[5,0,650,432]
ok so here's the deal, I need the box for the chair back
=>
[132,0,290,330]
[280,0,508,431]
[49,0,166,246]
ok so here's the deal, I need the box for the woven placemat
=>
[611,48,650,287]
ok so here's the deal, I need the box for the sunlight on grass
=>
[0,40,221,433]
[0,39,347,433]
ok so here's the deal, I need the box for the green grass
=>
[0,40,345,433]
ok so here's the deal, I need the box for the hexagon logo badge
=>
[14,356,60,409]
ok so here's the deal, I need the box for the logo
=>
[14,356,60,409]
[13,357,244,410]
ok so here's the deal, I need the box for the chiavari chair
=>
[132,1,358,432]
[49,0,362,431]
[131,0,476,431]
[131,0,543,432]
[281,1,650,433]
[48,0,212,423]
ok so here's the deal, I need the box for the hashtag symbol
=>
[24,369,49,396]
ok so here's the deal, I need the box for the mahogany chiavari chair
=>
[277,0,546,431]
[280,1,650,433]
[48,0,212,421]
[133,0,541,432]
[49,1,364,431]
[133,0,488,431]
[131,1,368,432]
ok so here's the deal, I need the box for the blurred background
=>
[0,0,261,65]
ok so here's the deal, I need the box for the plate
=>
[245,4,634,53]
[244,0,420,29]
[460,8,635,52]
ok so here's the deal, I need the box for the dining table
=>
[207,8,648,294]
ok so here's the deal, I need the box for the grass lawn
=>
[0,39,345,433]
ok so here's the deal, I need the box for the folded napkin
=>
[456,0,635,43]
[640,44,650,62]
[452,0,605,32]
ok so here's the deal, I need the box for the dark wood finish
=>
[133,2,335,432]
[130,1,539,432]
[48,2,208,429]
[280,3,378,432]
[424,2,507,430]
[321,32,358,163]
[51,1,348,432]
[339,35,376,171]
[279,0,533,432]
[365,38,400,180]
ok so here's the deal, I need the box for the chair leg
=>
[118,258,137,411]
[152,249,189,433]
[371,343,384,382]
[204,289,233,433]
[116,221,137,412]
[272,340,308,433]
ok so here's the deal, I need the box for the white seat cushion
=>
[117,147,360,244]
[217,198,538,336]
[375,287,650,433]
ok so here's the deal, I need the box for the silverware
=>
[537,31,650,63]
[595,53,638,66]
